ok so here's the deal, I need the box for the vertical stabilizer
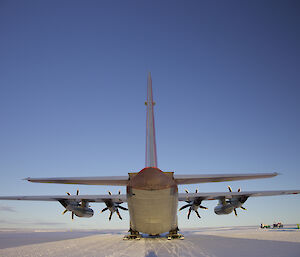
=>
[145,72,158,168]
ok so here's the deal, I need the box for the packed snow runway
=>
[0,226,299,257]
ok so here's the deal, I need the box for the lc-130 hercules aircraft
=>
[1,73,299,240]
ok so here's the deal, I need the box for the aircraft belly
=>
[127,188,178,235]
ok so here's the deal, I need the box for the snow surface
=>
[0,226,300,257]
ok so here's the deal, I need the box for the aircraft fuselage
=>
[127,167,178,235]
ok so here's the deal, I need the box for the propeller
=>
[62,189,80,220]
[101,190,128,221]
[227,186,247,216]
[179,189,207,219]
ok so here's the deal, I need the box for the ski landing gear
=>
[167,227,184,240]
[123,228,142,240]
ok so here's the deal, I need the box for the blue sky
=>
[0,0,299,230]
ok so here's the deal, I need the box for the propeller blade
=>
[187,208,191,219]
[116,209,122,220]
[184,189,189,194]
[109,212,113,221]
[108,191,112,196]
[195,189,198,194]
[238,188,241,192]
[118,190,121,195]
[179,204,192,211]
[62,209,68,215]
[72,212,74,220]
[234,208,237,216]
[240,206,247,210]
[200,205,208,210]
[118,205,128,211]
[76,189,79,195]
[66,192,71,196]
[195,210,201,219]
[101,207,108,213]
[228,186,232,192]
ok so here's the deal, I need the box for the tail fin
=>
[145,72,158,168]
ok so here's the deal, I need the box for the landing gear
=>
[123,228,142,240]
[167,227,184,240]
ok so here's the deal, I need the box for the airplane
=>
[1,73,299,240]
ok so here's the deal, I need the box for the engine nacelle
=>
[67,205,94,218]
[75,207,94,218]
[229,198,244,209]
[214,204,234,215]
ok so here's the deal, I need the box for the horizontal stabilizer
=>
[25,176,129,186]
[174,172,278,185]
[25,173,277,186]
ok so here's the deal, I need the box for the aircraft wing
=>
[174,172,278,185]
[0,194,127,203]
[24,176,129,186]
[178,189,300,201]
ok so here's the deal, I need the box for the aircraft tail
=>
[145,72,158,168]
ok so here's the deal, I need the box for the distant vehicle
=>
[260,224,271,229]
[273,222,283,228]
[1,73,300,240]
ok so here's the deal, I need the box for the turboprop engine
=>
[101,190,128,220]
[214,202,234,215]
[64,204,94,218]
[59,190,94,220]
[179,189,208,219]
[214,186,248,216]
